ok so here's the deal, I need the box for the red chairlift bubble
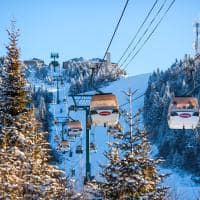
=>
[99,111,111,116]
[179,113,192,118]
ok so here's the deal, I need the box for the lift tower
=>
[68,94,94,184]
[50,52,59,72]
[49,53,64,104]
[52,75,64,104]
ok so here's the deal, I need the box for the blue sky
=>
[0,0,200,75]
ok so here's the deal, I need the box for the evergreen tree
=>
[90,89,168,200]
[0,22,72,199]
[144,54,200,174]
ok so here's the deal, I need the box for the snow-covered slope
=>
[27,66,200,199]
[164,168,200,200]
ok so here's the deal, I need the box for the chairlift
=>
[57,140,70,152]
[54,134,60,143]
[90,132,97,152]
[168,97,199,129]
[68,120,82,137]
[90,93,119,126]
[75,145,83,154]
[90,142,97,152]
[107,122,123,135]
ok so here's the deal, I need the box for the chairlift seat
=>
[68,120,82,137]
[75,145,83,154]
[90,143,97,152]
[57,140,70,152]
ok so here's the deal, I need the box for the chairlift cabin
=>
[90,142,97,152]
[90,93,119,126]
[54,135,60,143]
[75,145,83,154]
[168,97,199,129]
[57,140,70,152]
[107,122,123,135]
[68,120,82,137]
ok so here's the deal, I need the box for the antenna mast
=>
[194,21,200,56]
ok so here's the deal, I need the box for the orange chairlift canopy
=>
[169,97,199,110]
[90,94,119,110]
[68,120,82,130]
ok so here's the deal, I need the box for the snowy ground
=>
[27,65,200,199]
[164,168,200,200]
[151,145,200,199]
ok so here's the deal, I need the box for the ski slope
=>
[27,66,200,199]
[164,168,200,200]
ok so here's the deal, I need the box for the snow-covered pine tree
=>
[91,89,168,200]
[0,22,72,199]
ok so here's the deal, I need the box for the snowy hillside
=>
[91,74,200,200]
[27,65,200,199]
[49,72,149,190]
[144,55,200,176]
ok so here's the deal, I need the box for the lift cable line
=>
[119,92,145,108]
[119,0,169,68]
[90,0,130,92]
[102,0,130,61]
[117,0,159,64]
[122,0,176,70]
